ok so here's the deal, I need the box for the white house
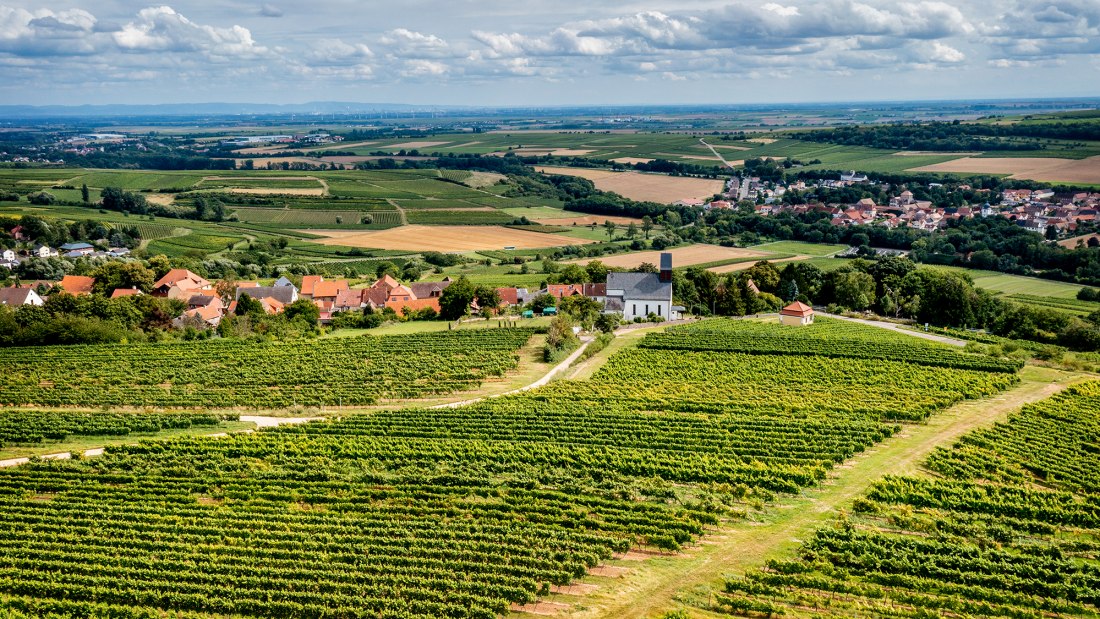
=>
[1,249,14,261]
[34,245,58,258]
[0,287,45,307]
[605,252,675,321]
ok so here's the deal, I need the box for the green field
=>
[751,240,849,256]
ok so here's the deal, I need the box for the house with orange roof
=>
[180,305,224,327]
[58,275,95,296]
[384,297,441,316]
[779,301,814,326]
[311,279,350,311]
[300,275,323,299]
[152,269,211,297]
[110,287,143,299]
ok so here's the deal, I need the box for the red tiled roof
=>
[780,301,814,317]
[110,287,143,298]
[300,275,323,296]
[58,275,95,296]
[153,269,210,291]
[496,287,519,306]
[312,280,349,299]
[385,297,441,316]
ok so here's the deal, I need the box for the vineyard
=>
[719,380,1100,618]
[0,329,535,408]
[642,318,1025,373]
[0,318,1028,619]
[0,411,235,447]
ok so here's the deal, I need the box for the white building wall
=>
[623,299,671,321]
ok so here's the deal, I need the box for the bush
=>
[1079,287,1100,302]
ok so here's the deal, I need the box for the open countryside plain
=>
[535,166,725,204]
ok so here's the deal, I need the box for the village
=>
[0,252,695,330]
[693,172,1100,238]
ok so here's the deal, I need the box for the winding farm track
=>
[698,138,738,170]
[820,312,968,347]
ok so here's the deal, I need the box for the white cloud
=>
[0,6,98,55]
[379,28,450,57]
[113,6,265,58]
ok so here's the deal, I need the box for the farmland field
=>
[0,317,1022,619]
[535,166,725,203]
[0,329,536,408]
[565,244,770,269]
[305,225,594,251]
[909,155,1100,183]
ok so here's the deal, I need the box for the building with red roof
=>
[779,301,815,326]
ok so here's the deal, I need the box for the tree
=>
[585,260,609,283]
[89,261,155,295]
[375,261,399,279]
[833,271,876,311]
[235,294,265,317]
[595,313,619,333]
[641,216,654,239]
[625,222,639,240]
[603,220,617,242]
[528,293,556,313]
[559,295,602,327]
[784,279,799,302]
[474,285,501,315]
[80,184,89,203]
[438,275,476,320]
[283,299,320,325]
[556,264,588,284]
[744,261,781,294]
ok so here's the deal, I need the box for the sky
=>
[0,0,1099,107]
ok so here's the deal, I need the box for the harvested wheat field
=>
[1059,233,1100,249]
[534,214,643,226]
[305,225,593,252]
[144,194,176,206]
[567,244,769,269]
[909,156,1100,184]
[709,255,809,273]
[535,166,724,204]
[610,157,655,165]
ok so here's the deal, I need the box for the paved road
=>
[821,312,967,347]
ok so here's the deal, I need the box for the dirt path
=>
[698,138,738,170]
[544,366,1087,619]
[385,198,408,225]
[822,312,967,347]
[432,337,595,409]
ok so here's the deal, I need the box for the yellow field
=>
[709,255,808,273]
[566,244,768,269]
[610,157,654,165]
[534,166,724,204]
[909,156,1100,184]
[305,225,594,252]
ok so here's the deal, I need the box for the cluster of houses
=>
[1,236,131,270]
[696,172,1100,235]
[1,253,687,326]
